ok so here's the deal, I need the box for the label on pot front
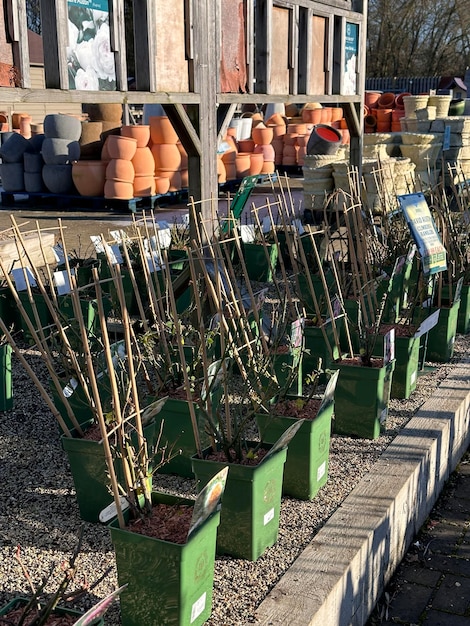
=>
[317,461,326,482]
[411,370,417,385]
[264,507,275,526]
[191,592,206,623]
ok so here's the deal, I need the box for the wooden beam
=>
[133,0,156,91]
[8,0,31,88]
[110,0,128,92]
[39,0,68,89]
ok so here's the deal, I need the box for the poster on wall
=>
[398,193,447,275]
[67,0,116,91]
[342,22,358,95]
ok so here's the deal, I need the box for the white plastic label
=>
[190,592,206,623]
[264,507,275,526]
[317,461,326,482]
[411,370,417,385]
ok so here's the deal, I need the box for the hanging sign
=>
[67,0,116,91]
[398,193,447,275]
[342,22,359,95]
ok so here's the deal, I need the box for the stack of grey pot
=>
[24,133,46,192]
[41,114,81,194]
[0,133,30,192]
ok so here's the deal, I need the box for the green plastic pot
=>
[61,420,157,522]
[243,241,279,283]
[191,442,287,560]
[0,286,16,330]
[457,284,470,334]
[375,331,420,400]
[109,491,220,626]
[153,397,209,478]
[256,398,334,500]
[0,344,13,411]
[421,299,460,362]
[297,271,335,317]
[18,290,53,344]
[303,316,344,375]
[333,358,396,439]
[0,596,104,624]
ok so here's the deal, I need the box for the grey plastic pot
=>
[306,124,342,156]
[28,133,46,153]
[41,137,81,165]
[42,163,75,194]
[0,133,30,163]
[23,151,44,173]
[0,162,25,191]
[43,113,82,140]
[24,171,45,192]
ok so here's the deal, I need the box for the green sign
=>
[398,193,447,275]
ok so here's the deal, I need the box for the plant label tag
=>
[241,224,255,243]
[411,370,417,385]
[264,507,275,526]
[157,228,171,249]
[99,496,130,523]
[53,269,73,295]
[145,251,162,273]
[262,216,272,233]
[109,230,123,244]
[52,243,66,264]
[11,267,36,291]
[190,592,206,623]
[107,244,123,265]
[62,377,78,398]
[293,218,305,235]
[317,461,326,482]
[90,235,105,253]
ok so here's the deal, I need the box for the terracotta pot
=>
[330,107,343,123]
[284,132,299,146]
[121,124,151,148]
[376,121,391,132]
[149,116,179,144]
[283,156,297,166]
[151,143,182,170]
[267,124,286,139]
[265,113,286,127]
[238,138,255,153]
[11,112,29,129]
[177,142,188,169]
[251,125,274,145]
[217,155,226,183]
[131,146,155,176]
[364,114,378,132]
[105,158,135,182]
[155,176,171,194]
[72,160,107,196]
[104,179,134,199]
[106,135,137,160]
[284,103,298,117]
[133,174,156,196]
[395,92,411,109]
[376,108,392,123]
[224,162,237,180]
[249,152,264,175]
[377,92,396,109]
[235,152,251,178]
[288,123,307,135]
[83,103,123,123]
[341,129,350,144]
[364,91,381,109]
[79,121,104,159]
[155,168,182,191]
[283,144,297,158]
[254,143,275,161]
[19,115,32,139]
[320,108,332,123]
[260,161,275,174]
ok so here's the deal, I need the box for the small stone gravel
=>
[0,335,468,625]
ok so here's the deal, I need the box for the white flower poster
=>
[342,22,358,96]
[67,0,116,91]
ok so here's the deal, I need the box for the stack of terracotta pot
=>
[103,133,138,200]
[122,124,156,197]
[252,123,275,174]
[149,116,183,192]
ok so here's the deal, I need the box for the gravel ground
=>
[0,333,469,625]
